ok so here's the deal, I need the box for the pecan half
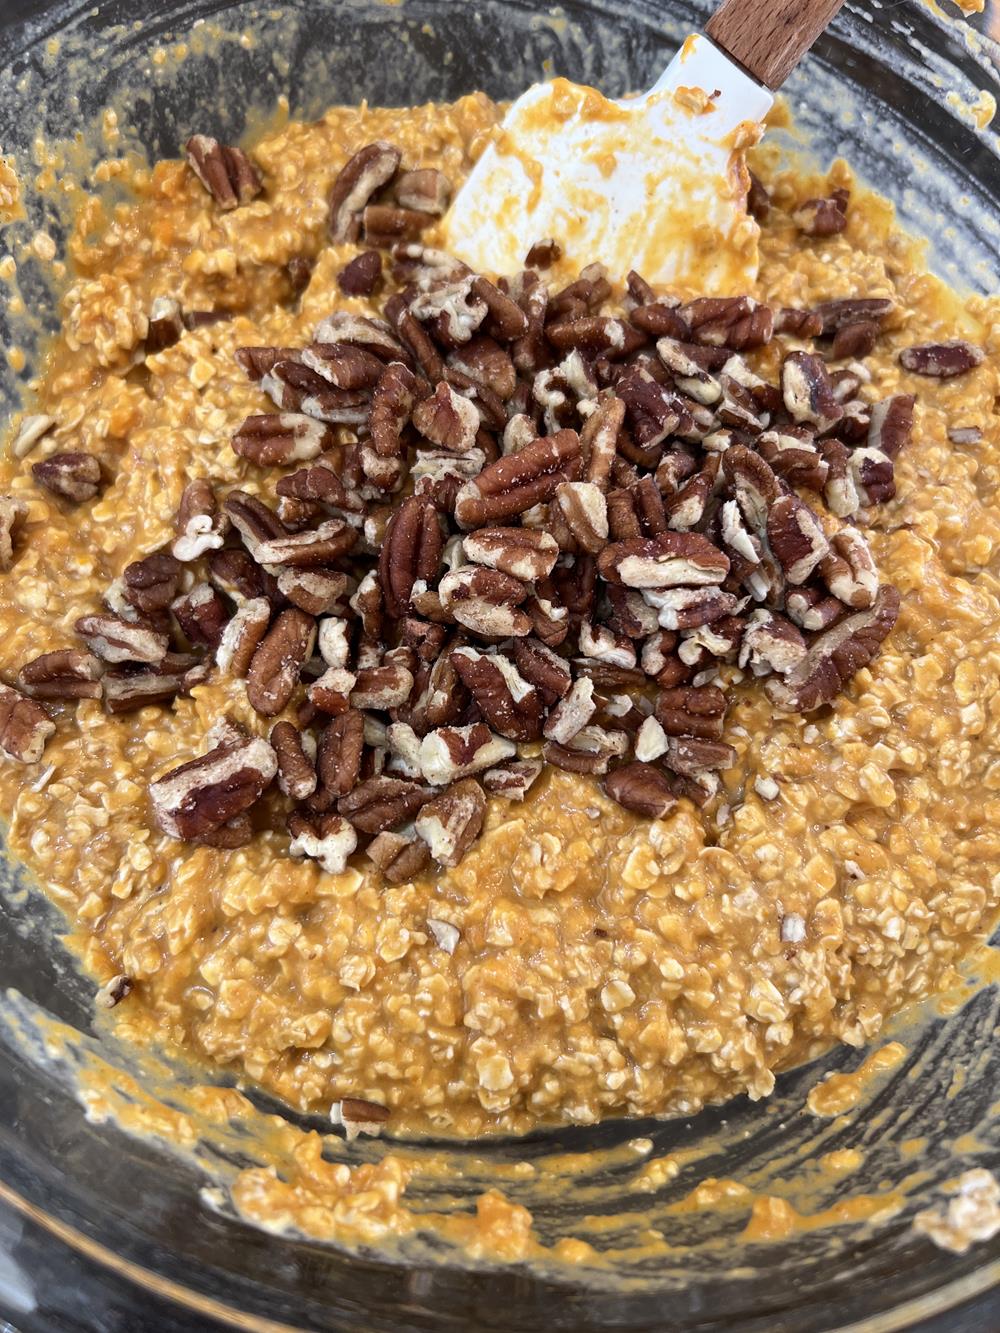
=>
[75,614,168,665]
[216,598,271,676]
[644,585,739,632]
[0,496,27,571]
[898,341,984,378]
[812,297,895,335]
[604,762,677,818]
[329,141,401,242]
[172,582,230,650]
[454,430,580,529]
[616,366,690,449]
[555,481,608,554]
[598,532,729,589]
[338,250,383,297]
[32,453,102,503]
[0,683,55,762]
[449,336,517,401]
[438,565,532,638]
[150,735,277,841]
[472,275,530,341]
[271,720,317,800]
[255,517,357,569]
[185,135,262,209]
[317,709,366,797]
[351,662,414,710]
[173,480,226,561]
[462,528,558,583]
[363,204,430,245]
[232,413,333,466]
[288,811,358,874]
[721,445,780,533]
[378,496,443,619]
[278,569,350,617]
[663,735,736,779]
[364,827,430,883]
[678,296,773,350]
[785,585,845,632]
[739,608,808,676]
[337,775,432,834]
[245,608,316,716]
[819,526,879,608]
[412,381,480,453]
[481,757,544,800]
[102,658,208,714]
[867,394,914,460]
[766,585,901,712]
[452,646,543,741]
[301,342,386,391]
[277,458,364,514]
[546,316,645,359]
[414,778,487,866]
[17,649,103,700]
[782,352,844,432]
[394,167,451,215]
[224,490,286,559]
[830,321,878,360]
[767,494,829,585]
[309,667,357,716]
[655,685,727,739]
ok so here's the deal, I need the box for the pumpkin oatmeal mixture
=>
[0,92,998,1143]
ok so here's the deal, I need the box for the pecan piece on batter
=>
[150,734,277,841]
[451,646,543,741]
[245,608,316,716]
[254,517,357,569]
[414,778,487,867]
[122,552,181,616]
[216,598,272,677]
[739,608,808,677]
[0,682,55,763]
[454,429,581,529]
[766,584,901,712]
[542,724,629,776]
[850,448,896,506]
[271,720,317,800]
[480,757,544,801]
[378,495,444,619]
[32,453,102,504]
[337,774,433,834]
[288,810,358,874]
[898,341,984,378]
[655,685,727,740]
[102,657,208,714]
[419,723,516,784]
[75,614,168,665]
[543,676,597,744]
[330,1097,391,1141]
[17,649,103,701]
[172,583,230,651]
[0,496,28,571]
[781,351,844,432]
[10,414,55,459]
[792,190,848,237]
[598,532,729,589]
[785,585,845,632]
[867,394,914,460]
[819,527,879,609]
[367,827,432,883]
[604,762,677,818]
[338,249,383,297]
[172,480,226,562]
[185,134,262,209]
[232,413,333,466]
[393,167,451,215]
[328,141,401,242]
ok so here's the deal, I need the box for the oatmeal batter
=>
[0,95,998,1140]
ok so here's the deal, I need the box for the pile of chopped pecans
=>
[0,138,988,882]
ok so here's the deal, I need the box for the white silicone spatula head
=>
[442,0,847,293]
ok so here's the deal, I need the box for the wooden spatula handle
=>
[705,0,846,91]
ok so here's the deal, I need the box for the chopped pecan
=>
[546,316,645,360]
[757,428,827,492]
[454,429,580,529]
[418,722,515,784]
[867,394,914,460]
[812,297,895,335]
[102,657,208,713]
[185,135,262,209]
[277,458,364,514]
[851,447,896,506]
[629,301,691,340]
[663,735,736,779]
[150,734,277,841]
[437,565,532,638]
[543,676,596,744]
[316,709,366,797]
[392,167,450,215]
[146,296,184,353]
[634,714,670,761]
[782,352,844,432]
[739,608,807,676]
[554,481,608,554]
[793,191,848,237]
[285,256,314,295]
[598,532,729,589]
[309,667,357,716]
[655,685,726,739]
[75,614,168,665]
[232,413,333,467]
[271,720,317,800]
[665,461,718,532]
[216,598,271,676]
[774,306,823,338]
[0,682,55,762]
[606,584,659,639]
[363,203,430,244]
[351,662,414,710]
[32,453,102,504]
[0,496,27,572]
[579,621,637,669]
[338,250,383,296]
[173,480,226,561]
[644,585,739,632]
[816,437,860,519]
[746,170,771,221]
[337,774,432,833]
[95,974,134,1009]
[414,778,487,866]
[260,360,371,424]
[767,494,829,585]
[542,724,629,776]
[460,528,556,583]
[452,646,542,741]
[367,827,432,883]
[328,141,401,242]
[330,1097,391,1140]
[17,649,103,700]
[224,490,286,559]
[278,568,350,617]
[785,584,845,631]
[255,517,357,569]
[412,381,480,453]
[288,810,358,874]
[901,341,986,378]
[577,395,624,492]
[172,583,230,650]
[679,296,773,350]
[830,321,878,360]
[616,366,690,450]
[449,336,517,401]
[301,342,386,391]
[819,526,879,608]
[766,584,901,712]
[481,757,544,801]
[236,345,302,382]
[604,762,677,818]
[245,608,316,716]
[378,496,443,619]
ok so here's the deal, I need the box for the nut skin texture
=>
[0,683,54,763]
[604,762,677,818]
[150,736,277,842]
[414,778,487,867]
[245,609,316,718]
[185,135,263,209]
[32,453,102,503]
[328,141,401,243]
[379,496,444,620]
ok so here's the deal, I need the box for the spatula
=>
[442,0,846,293]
